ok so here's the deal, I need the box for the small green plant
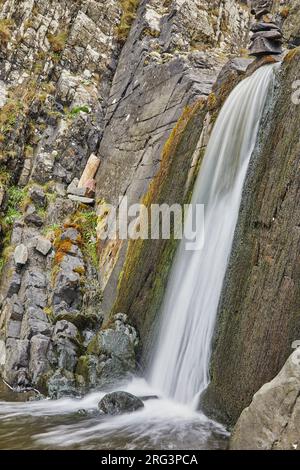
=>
[0,246,14,277]
[7,186,28,207]
[3,186,28,227]
[0,168,10,185]
[42,223,60,237]
[51,51,62,63]
[0,257,4,276]
[37,207,46,218]
[43,306,54,321]
[24,18,34,31]
[68,105,90,117]
[0,184,28,277]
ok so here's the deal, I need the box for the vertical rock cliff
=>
[0,1,251,396]
[0,0,131,395]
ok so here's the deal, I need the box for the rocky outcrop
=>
[95,0,250,315]
[0,0,138,396]
[230,350,300,450]
[80,313,139,392]
[1,0,296,407]
[201,47,300,425]
[112,51,256,360]
[279,0,300,49]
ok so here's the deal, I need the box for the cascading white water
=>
[148,64,278,405]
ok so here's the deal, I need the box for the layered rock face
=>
[201,46,300,426]
[96,0,250,340]
[0,0,138,395]
[0,1,251,395]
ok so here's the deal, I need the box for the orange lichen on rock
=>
[54,239,72,265]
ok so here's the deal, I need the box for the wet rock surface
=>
[249,1,283,56]
[202,44,300,427]
[98,391,144,415]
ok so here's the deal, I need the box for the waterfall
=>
[148,64,277,405]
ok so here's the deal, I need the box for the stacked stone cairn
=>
[249,0,283,57]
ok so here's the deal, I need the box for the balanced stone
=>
[250,37,282,56]
[250,0,272,19]
[251,30,282,41]
[14,244,28,266]
[67,178,86,197]
[35,237,52,256]
[250,23,280,33]
[84,178,96,198]
[67,178,79,193]
[78,153,100,189]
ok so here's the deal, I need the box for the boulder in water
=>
[98,391,144,415]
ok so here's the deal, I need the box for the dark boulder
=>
[98,391,144,415]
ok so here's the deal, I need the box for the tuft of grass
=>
[73,266,86,275]
[47,31,68,53]
[284,47,300,63]
[42,223,60,238]
[0,100,23,134]
[3,186,28,227]
[0,79,53,137]
[70,209,99,268]
[0,18,14,47]
[0,169,10,185]
[116,0,140,43]
[0,186,28,275]
[0,245,14,277]
[24,18,34,30]
[280,7,290,19]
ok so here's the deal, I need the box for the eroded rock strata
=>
[201,45,300,426]
[0,0,299,451]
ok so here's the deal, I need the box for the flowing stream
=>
[0,64,277,450]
